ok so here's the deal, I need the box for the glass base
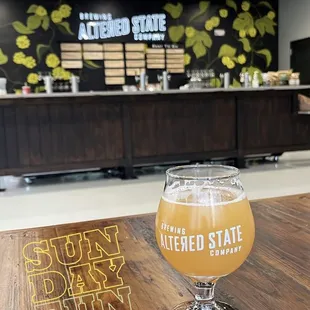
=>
[172,301,237,310]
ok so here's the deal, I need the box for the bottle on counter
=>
[252,71,260,88]
[224,72,230,89]
[244,72,250,88]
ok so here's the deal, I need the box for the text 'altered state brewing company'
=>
[160,223,243,256]
[22,226,132,310]
[78,12,167,41]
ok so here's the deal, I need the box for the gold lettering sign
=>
[23,226,133,309]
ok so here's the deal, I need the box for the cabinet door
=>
[131,93,236,158]
[239,92,293,151]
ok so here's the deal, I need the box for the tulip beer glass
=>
[155,165,255,309]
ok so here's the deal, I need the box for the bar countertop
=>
[0,85,310,100]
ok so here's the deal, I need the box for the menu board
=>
[59,42,185,83]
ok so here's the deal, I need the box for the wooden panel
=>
[126,68,145,76]
[37,105,52,166]
[61,52,82,60]
[166,48,184,54]
[105,69,125,77]
[125,52,145,60]
[147,54,165,59]
[104,60,125,68]
[103,52,124,60]
[0,108,7,169]
[168,68,185,73]
[15,106,29,167]
[103,43,123,51]
[125,43,146,51]
[147,59,165,64]
[49,104,65,164]
[60,43,82,51]
[27,105,42,166]
[82,43,103,51]
[131,94,236,158]
[147,48,165,54]
[166,58,184,64]
[3,106,19,169]
[105,77,125,85]
[0,194,310,309]
[61,60,83,69]
[83,52,104,60]
[126,60,145,68]
[166,54,185,59]
[147,63,165,69]
[240,92,294,150]
[167,63,184,69]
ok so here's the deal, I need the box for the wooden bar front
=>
[0,89,310,178]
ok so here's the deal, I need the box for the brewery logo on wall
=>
[78,12,167,41]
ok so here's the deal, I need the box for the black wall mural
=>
[0,0,278,93]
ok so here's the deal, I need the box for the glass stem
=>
[194,282,216,308]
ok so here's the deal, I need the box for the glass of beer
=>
[155,165,255,310]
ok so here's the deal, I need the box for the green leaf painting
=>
[210,78,222,88]
[42,16,50,31]
[199,1,210,13]
[27,5,38,14]
[0,48,8,65]
[218,44,237,58]
[189,1,210,23]
[35,86,46,93]
[193,41,207,58]
[168,25,185,43]
[255,16,276,36]
[57,22,74,35]
[232,78,241,88]
[233,12,254,31]
[226,0,237,12]
[84,60,102,69]
[186,31,212,58]
[27,15,42,30]
[36,44,50,62]
[163,3,183,19]
[255,49,272,67]
[12,21,34,34]
[239,38,251,52]
[258,1,274,10]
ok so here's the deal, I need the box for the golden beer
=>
[155,165,255,310]
[156,188,255,278]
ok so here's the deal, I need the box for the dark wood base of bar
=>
[0,89,310,179]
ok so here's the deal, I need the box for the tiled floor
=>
[1,151,310,232]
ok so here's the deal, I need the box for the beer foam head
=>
[163,183,245,207]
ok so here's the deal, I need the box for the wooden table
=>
[0,194,309,309]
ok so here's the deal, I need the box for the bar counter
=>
[1,86,310,178]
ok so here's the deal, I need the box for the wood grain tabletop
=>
[0,194,309,310]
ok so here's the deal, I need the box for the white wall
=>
[279,0,310,69]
